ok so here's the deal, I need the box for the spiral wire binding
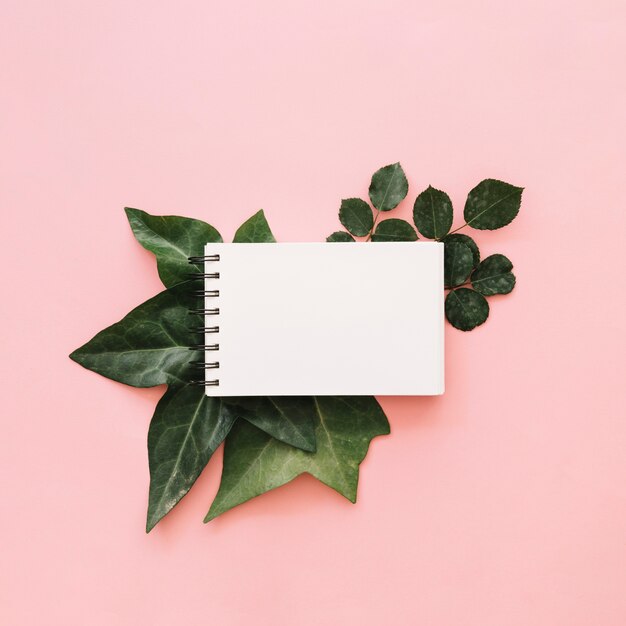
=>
[188,254,220,387]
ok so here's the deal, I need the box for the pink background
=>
[1,1,625,624]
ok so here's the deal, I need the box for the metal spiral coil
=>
[188,253,220,387]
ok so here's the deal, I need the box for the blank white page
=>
[203,242,444,396]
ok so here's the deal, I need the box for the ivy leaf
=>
[205,396,389,521]
[326,231,355,242]
[445,288,489,331]
[339,198,373,237]
[471,254,516,296]
[412,186,453,239]
[147,386,238,532]
[368,162,408,212]
[371,219,418,242]
[233,209,276,243]
[125,208,222,288]
[444,241,474,288]
[443,233,480,268]
[69,283,197,387]
[464,179,523,230]
[224,397,317,452]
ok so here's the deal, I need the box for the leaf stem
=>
[444,281,470,291]
[442,222,469,238]
[366,209,381,241]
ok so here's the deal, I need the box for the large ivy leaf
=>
[412,186,453,239]
[125,208,222,288]
[464,179,523,230]
[471,254,516,295]
[444,240,474,288]
[326,231,355,242]
[371,218,418,242]
[443,233,480,268]
[339,198,373,237]
[69,283,197,387]
[224,397,317,452]
[368,162,408,212]
[445,288,489,331]
[147,385,238,532]
[233,210,276,243]
[205,396,390,521]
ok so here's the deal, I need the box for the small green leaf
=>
[471,254,516,296]
[225,397,317,452]
[326,231,355,242]
[146,386,238,532]
[338,198,374,237]
[233,210,276,243]
[205,396,389,521]
[412,186,453,239]
[371,219,418,242]
[464,179,523,230]
[443,233,480,268]
[444,241,474,288]
[125,208,222,288]
[445,288,489,331]
[69,283,197,387]
[368,162,408,212]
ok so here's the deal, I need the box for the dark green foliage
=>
[471,254,516,295]
[371,219,418,242]
[445,288,489,331]
[413,186,453,239]
[368,162,409,212]
[326,231,355,242]
[444,241,474,288]
[464,179,523,230]
[339,198,374,236]
[442,233,480,268]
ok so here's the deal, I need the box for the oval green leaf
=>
[471,254,516,295]
[442,233,480,268]
[233,209,276,243]
[339,198,374,236]
[147,386,238,532]
[371,218,418,242]
[444,240,474,288]
[368,162,409,212]
[445,288,489,331]
[412,186,453,239]
[125,207,222,288]
[326,231,355,242]
[464,179,523,230]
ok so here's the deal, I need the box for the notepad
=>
[197,242,444,396]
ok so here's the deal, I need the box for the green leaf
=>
[444,241,474,288]
[326,231,355,242]
[445,288,489,331]
[442,233,480,268]
[464,179,523,230]
[338,198,374,237]
[368,162,408,212]
[233,210,276,243]
[471,254,516,296]
[371,219,418,242]
[205,396,389,521]
[147,386,238,532]
[69,283,198,387]
[224,397,317,452]
[125,208,222,288]
[412,186,453,239]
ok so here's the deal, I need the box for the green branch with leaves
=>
[69,162,522,531]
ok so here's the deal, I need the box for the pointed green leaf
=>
[464,179,523,230]
[205,396,389,521]
[69,283,198,387]
[233,210,276,243]
[371,218,418,242]
[225,397,317,452]
[368,162,408,212]
[444,240,474,288]
[338,198,374,236]
[471,254,516,296]
[412,186,453,239]
[442,233,480,268]
[147,386,238,532]
[125,208,222,288]
[326,231,355,242]
[445,288,489,331]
